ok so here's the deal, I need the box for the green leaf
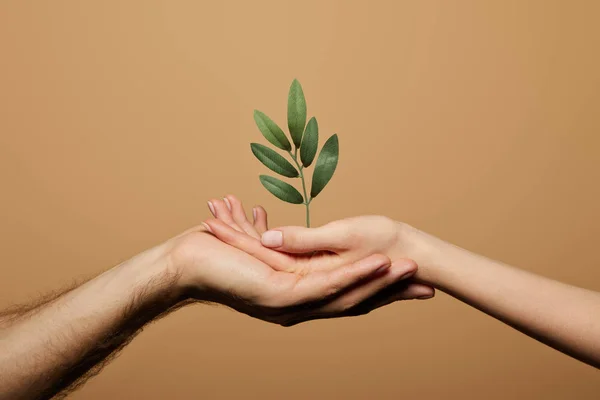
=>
[259,175,304,204]
[287,79,307,148]
[300,117,318,167]
[251,143,299,178]
[254,110,291,151]
[310,134,339,198]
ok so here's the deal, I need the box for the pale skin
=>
[4,195,597,400]
[0,202,432,400]
[206,195,600,369]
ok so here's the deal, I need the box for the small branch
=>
[289,150,311,227]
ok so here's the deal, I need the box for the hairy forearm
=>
[404,224,600,368]
[0,243,186,399]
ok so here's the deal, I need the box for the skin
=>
[0,201,432,400]
[206,195,600,369]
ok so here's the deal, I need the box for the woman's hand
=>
[201,195,435,320]
[205,203,600,368]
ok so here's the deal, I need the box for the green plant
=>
[251,79,339,227]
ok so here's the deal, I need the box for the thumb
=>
[261,224,347,253]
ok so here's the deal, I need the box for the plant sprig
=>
[251,79,339,227]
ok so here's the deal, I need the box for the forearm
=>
[0,243,185,399]
[404,224,600,368]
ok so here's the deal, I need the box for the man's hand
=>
[169,225,407,325]
[202,196,435,316]
[1,206,425,399]
[203,204,435,285]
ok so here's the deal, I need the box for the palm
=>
[201,196,346,274]
[173,230,338,323]
[203,199,401,275]
[202,195,435,313]
[171,218,415,325]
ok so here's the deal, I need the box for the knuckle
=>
[287,233,304,248]
[402,259,418,273]
[343,230,361,246]
[228,228,253,246]
[170,231,208,264]
[392,260,417,279]
[377,216,399,236]
[227,232,243,246]
[368,215,395,227]
[379,217,400,244]
[369,215,396,230]
[369,253,391,267]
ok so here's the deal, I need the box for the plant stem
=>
[290,149,311,227]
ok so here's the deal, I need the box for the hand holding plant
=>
[202,195,435,322]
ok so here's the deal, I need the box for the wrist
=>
[121,242,189,308]
[395,221,459,288]
[163,228,217,302]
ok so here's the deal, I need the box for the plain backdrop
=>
[1,1,599,398]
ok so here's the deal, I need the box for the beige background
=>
[1,1,599,398]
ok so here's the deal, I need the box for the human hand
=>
[207,209,600,370]
[243,215,440,285]
[167,204,426,325]
[202,196,434,318]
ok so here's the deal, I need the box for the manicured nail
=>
[207,201,216,216]
[252,207,257,221]
[223,197,231,211]
[417,294,435,300]
[262,230,283,247]
[201,222,213,233]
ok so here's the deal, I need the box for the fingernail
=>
[417,294,435,300]
[207,201,216,216]
[252,207,257,221]
[201,222,213,233]
[262,230,283,247]
[223,197,231,210]
[374,264,391,275]
[397,270,416,281]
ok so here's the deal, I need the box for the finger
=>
[225,195,260,239]
[207,200,216,217]
[317,259,419,313]
[281,283,435,326]
[261,223,349,254]
[286,254,392,306]
[208,198,243,232]
[390,282,435,300]
[203,218,295,271]
[344,283,436,317]
[355,282,435,311]
[252,205,269,234]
